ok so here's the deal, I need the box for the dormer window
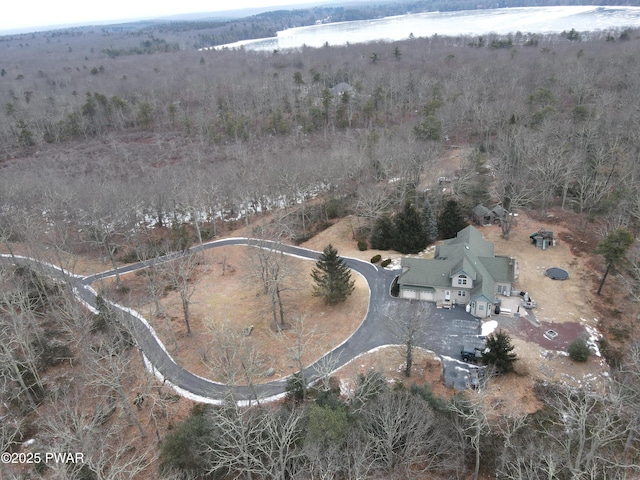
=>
[457,274,468,285]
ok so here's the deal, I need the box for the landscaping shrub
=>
[357,239,368,251]
[286,372,306,404]
[381,258,391,267]
[370,254,382,263]
[568,337,591,362]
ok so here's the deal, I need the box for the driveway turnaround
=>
[1,239,484,403]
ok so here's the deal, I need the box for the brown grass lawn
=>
[96,209,611,415]
[104,244,369,384]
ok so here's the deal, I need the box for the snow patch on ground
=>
[581,317,603,357]
[482,320,498,337]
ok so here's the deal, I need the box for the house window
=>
[457,290,466,297]
[457,274,468,286]
[479,304,485,311]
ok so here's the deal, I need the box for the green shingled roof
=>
[398,226,514,304]
[479,256,516,283]
[400,257,452,288]
[441,225,494,257]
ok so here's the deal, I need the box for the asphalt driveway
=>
[2,241,487,402]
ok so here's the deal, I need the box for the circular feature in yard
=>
[545,267,569,280]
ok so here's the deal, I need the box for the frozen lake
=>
[210,6,640,51]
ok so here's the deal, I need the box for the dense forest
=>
[2,8,640,479]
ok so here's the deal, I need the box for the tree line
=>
[0,262,162,478]
[159,351,640,479]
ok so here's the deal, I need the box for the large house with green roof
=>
[397,225,517,318]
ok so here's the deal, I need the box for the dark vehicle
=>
[461,345,483,363]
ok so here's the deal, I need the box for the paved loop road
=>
[2,238,480,403]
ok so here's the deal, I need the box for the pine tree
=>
[482,330,517,374]
[422,198,438,244]
[92,295,114,333]
[568,337,591,362]
[595,228,634,295]
[393,201,428,254]
[311,244,355,304]
[370,214,395,250]
[437,198,469,239]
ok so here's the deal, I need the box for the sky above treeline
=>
[0,0,328,34]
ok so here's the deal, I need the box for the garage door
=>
[419,290,434,301]
[401,289,417,299]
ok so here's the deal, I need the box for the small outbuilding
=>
[471,204,494,226]
[491,205,509,225]
[530,228,555,250]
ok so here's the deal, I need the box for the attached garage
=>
[419,289,434,301]
[401,288,417,300]
[399,287,434,301]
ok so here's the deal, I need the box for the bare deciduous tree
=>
[492,126,539,238]
[311,349,343,392]
[246,239,297,331]
[276,314,315,402]
[360,388,458,476]
[161,252,203,337]
[385,300,430,377]
[84,320,147,438]
[205,403,305,480]
[448,382,491,480]
[41,388,156,480]
[204,316,265,403]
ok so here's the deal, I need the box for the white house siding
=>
[453,273,473,289]
[471,300,491,318]
[456,290,469,303]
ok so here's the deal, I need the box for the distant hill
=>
[181,0,640,49]
[3,0,640,44]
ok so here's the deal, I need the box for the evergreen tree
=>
[437,198,469,239]
[568,337,591,362]
[92,295,114,333]
[422,198,438,244]
[159,407,214,475]
[370,214,395,250]
[482,330,517,374]
[311,244,355,304]
[595,228,635,295]
[393,201,428,254]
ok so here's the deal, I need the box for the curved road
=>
[2,239,482,403]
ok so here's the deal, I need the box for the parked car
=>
[461,345,483,363]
